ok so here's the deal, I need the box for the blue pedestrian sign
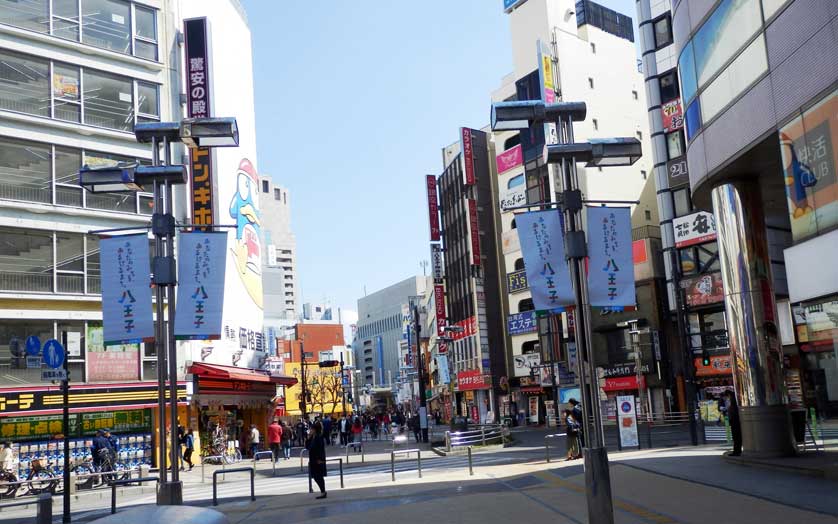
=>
[25,335,41,356]
[42,339,65,369]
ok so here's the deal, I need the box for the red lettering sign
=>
[462,128,474,185]
[426,175,440,241]
[457,369,486,391]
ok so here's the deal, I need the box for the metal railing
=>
[307,458,344,492]
[445,424,506,451]
[252,451,276,477]
[390,449,421,481]
[212,467,254,506]
[299,448,308,472]
[544,433,567,463]
[202,455,225,483]
[344,443,364,464]
[108,477,158,514]
[0,492,52,524]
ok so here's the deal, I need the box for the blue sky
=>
[242,0,637,314]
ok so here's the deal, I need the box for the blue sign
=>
[42,339,65,369]
[503,0,527,12]
[516,210,574,311]
[25,335,41,356]
[559,387,581,404]
[507,311,537,335]
[100,234,154,345]
[174,231,228,340]
[587,207,635,307]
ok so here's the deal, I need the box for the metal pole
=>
[61,331,70,523]
[339,459,344,489]
[151,138,168,498]
[414,306,429,443]
[468,446,473,475]
[558,115,614,524]
[670,248,700,446]
[417,450,421,478]
[390,452,395,482]
[300,343,307,420]
[36,493,52,524]
[340,355,346,415]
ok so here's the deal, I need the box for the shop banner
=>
[496,144,523,174]
[100,234,153,346]
[426,175,441,241]
[559,387,581,404]
[673,211,717,247]
[79,409,151,436]
[681,272,725,307]
[431,244,444,284]
[0,414,78,441]
[502,229,521,254]
[694,355,732,376]
[499,184,526,212]
[87,324,139,381]
[457,369,486,391]
[175,231,228,339]
[617,395,639,447]
[437,355,451,385]
[461,128,475,185]
[516,210,574,310]
[587,207,635,307]
[507,269,528,293]
[434,284,447,341]
[667,157,689,188]
[184,17,214,230]
[662,99,684,132]
[513,352,540,377]
[507,311,537,335]
[603,376,646,392]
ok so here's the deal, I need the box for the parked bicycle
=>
[0,467,20,498]
[25,457,58,495]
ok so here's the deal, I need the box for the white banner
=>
[437,355,450,385]
[617,395,639,447]
[100,234,153,346]
[587,207,635,307]
[499,184,526,212]
[513,352,541,377]
[175,231,228,340]
[673,211,717,248]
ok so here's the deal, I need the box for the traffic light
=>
[318,360,339,368]
[702,350,711,367]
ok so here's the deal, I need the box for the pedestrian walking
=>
[280,421,292,459]
[563,410,581,460]
[249,424,260,458]
[268,419,283,462]
[339,415,349,446]
[409,413,420,443]
[183,428,195,470]
[351,417,363,450]
[568,398,585,448]
[91,429,113,470]
[306,421,328,499]
[323,415,333,446]
[0,442,15,472]
[725,391,742,456]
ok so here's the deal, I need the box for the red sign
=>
[632,239,647,264]
[198,379,277,396]
[451,317,478,341]
[682,273,725,307]
[471,405,479,423]
[468,198,480,265]
[602,375,646,392]
[457,369,486,391]
[462,128,474,185]
[694,355,732,376]
[662,99,684,132]
[426,175,440,241]
[496,144,522,174]
[87,349,139,382]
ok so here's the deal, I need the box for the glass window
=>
[514,258,525,271]
[680,248,697,276]
[55,146,83,207]
[518,298,534,312]
[136,82,159,121]
[52,0,80,41]
[685,99,702,141]
[0,227,53,293]
[673,187,691,217]
[508,174,524,188]
[503,135,520,150]
[56,232,84,293]
[762,0,790,20]
[699,36,767,123]
[659,70,679,103]
[82,69,134,131]
[666,130,686,160]
[692,0,762,87]
[653,15,673,49]
[678,42,698,104]
[53,63,81,123]
[0,320,54,386]
[0,49,49,117]
[697,244,720,273]
[82,0,131,54]
[134,6,158,60]
[83,151,137,212]
[0,0,48,33]
[86,235,100,294]
[0,136,51,204]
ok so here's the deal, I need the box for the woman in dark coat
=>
[306,421,327,499]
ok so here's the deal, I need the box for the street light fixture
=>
[180,117,239,148]
[78,163,141,193]
[545,138,642,167]
[490,100,586,130]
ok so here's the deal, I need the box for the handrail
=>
[108,476,158,514]
[252,451,275,477]
[212,467,254,506]
[344,442,364,464]
[325,458,344,489]
[0,492,51,524]
[299,448,309,472]
[201,454,225,484]
[390,449,422,481]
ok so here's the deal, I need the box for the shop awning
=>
[189,362,297,387]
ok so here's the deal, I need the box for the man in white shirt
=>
[249,424,260,458]
[0,442,14,472]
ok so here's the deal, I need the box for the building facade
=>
[260,177,298,347]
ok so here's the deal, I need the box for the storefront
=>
[455,369,492,424]
[0,382,188,476]
[600,374,647,421]
[189,362,296,456]
[793,298,838,417]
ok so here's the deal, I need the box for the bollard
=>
[308,468,313,493]
[468,446,473,476]
[68,471,78,495]
[35,493,52,524]
[390,452,395,482]
[545,437,551,463]
[810,407,820,440]
[339,459,344,489]
[445,431,451,452]
[417,450,422,479]
[646,421,653,449]
[481,427,486,446]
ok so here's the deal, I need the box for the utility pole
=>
[413,305,429,443]
[300,342,307,420]
[340,353,347,415]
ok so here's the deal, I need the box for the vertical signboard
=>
[537,40,558,144]
[467,198,481,266]
[461,128,475,185]
[587,207,635,307]
[617,395,639,447]
[174,231,228,340]
[100,235,154,345]
[437,355,450,384]
[426,175,441,241]
[516,210,574,310]
[434,284,447,339]
[184,17,214,230]
[376,336,385,385]
[431,245,444,284]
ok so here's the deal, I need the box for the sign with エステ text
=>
[426,175,441,241]
[100,234,153,346]
[175,231,228,340]
[507,311,537,335]
[184,17,214,230]
[516,210,574,310]
[673,211,717,247]
[587,207,635,308]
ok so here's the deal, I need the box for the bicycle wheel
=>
[233,449,242,462]
[0,473,18,498]
[27,470,56,494]
[73,465,94,490]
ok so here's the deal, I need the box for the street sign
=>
[26,356,41,369]
[25,335,41,356]
[42,369,67,382]
[42,339,66,369]
[9,337,21,357]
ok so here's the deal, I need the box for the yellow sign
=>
[284,362,347,417]
[542,55,554,91]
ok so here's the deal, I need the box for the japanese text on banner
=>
[587,207,635,307]
[515,210,574,310]
[175,232,228,340]
[100,234,154,345]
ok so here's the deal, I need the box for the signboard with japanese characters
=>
[499,184,526,212]
[662,99,684,132]
[426,175,441,241]
[507,269,528,293]
[667,156,689,188]
[516,210,574,310]
[507,311,537,335]
[682,272,725,307]
[434,284,447,343]
[694,355,732,376]
[184,17,214,230]
[601,363,650,378]
[87,324,139,382]
[456,369,487,391]
[461,128,475,186]
[467,198,481,266]
[617,395,639,447]
[673,211,717,248]
[431,244,444,284]
[587,207,635,308]
[175,231,228,340]
[100,234,153,346]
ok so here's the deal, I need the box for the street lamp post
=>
[413,305,429,443]
[79,118,238,506]
[492,100,643,524]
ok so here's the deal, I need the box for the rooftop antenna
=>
[420,260,429,276]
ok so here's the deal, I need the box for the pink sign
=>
[88,349,139,382]
[496,144,522,174]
